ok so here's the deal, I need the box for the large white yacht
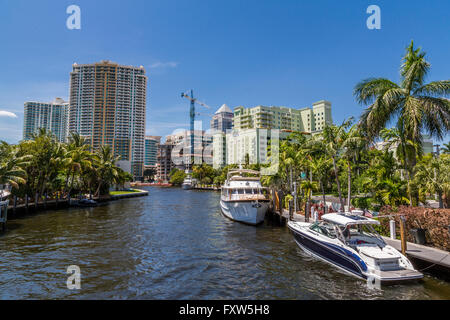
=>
[288,212,423,283]
[182,170,197,190]
[220,169,270,225]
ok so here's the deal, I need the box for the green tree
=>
[354,41,450,202]
[413,154,450,208]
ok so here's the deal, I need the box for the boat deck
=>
[382,237,450,270]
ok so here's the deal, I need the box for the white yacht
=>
[220,169,270,225]
[288,212,423,283]
[182,172,194,190]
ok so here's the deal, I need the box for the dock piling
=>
[399,216,407,255]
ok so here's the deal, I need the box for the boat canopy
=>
[322,213,380,227]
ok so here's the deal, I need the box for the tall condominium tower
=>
[23,98,69,142]
[210,104,233,133]
[68,60,147,178]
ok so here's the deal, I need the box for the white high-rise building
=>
[23,98,69,142]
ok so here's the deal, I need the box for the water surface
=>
[0,187,449,299]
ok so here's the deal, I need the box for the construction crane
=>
[180,90,211,170]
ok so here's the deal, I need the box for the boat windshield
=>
[338,224,385,246]
[309,221,337,239]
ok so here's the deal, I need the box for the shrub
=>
[379,206,450,251]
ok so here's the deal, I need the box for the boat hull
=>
[288,222,367,279]
[288,222,423,282]
[181,184,192,190]
[220,199,269,225]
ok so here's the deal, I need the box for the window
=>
[310,222,337,239]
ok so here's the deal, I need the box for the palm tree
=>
[341,124,366,208]
[63,133,92,198]
[355,40,450,166]
[301,180,318,218]
[413,155,450,208]
[442,142,450,154]
[307,117,354,210]
[309,156,332,213]
[379,179,410,208]
[0,144,29,191]
[93,145,121,197]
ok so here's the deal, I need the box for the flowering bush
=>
[378,206,450,251]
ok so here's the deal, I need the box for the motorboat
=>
[288,212,423,283]
[76,199,98,207]
[182,173,194,190]
[220,169,270,225]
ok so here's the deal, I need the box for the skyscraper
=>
[210,104,233,133]
[23,98,69,142]
[145,136,161,168]
[68,60,147,178]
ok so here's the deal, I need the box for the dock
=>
[383,237,450,276]
[276,208,450,277]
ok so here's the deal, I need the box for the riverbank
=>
[4,188,149,220]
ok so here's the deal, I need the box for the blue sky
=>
[0,0,449,145]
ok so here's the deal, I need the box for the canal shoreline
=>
[3,189,149,221]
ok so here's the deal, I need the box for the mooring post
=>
[13,195,17,214]
[25,195,29,211]
[389,219,396,239]
[399,216,407,255]
[289,199,293,221]
[293,182,297,214]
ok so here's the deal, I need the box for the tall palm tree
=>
[307,117,354,210]
[63,133,91,197]
[309,156,332,213]
[93,145,121,197]
[355,40,450,162]
[341,124,366,208]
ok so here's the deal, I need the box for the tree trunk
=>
[332,156,345,210]
[321,180,327,214]
[347,162,351,208]
[438,190,444,209]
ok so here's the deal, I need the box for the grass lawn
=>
[110,189,142,195]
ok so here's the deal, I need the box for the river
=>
[0,187,449,299]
